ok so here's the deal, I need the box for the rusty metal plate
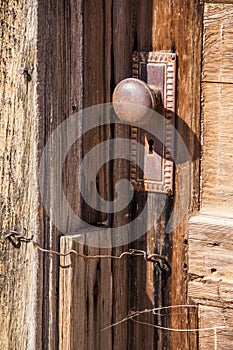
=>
[130,52,176,195]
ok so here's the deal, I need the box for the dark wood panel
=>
[57,0,155,348]
[37,0,84,348]
[82,0,112,225]
[112,2,155,349]
[39,0,204,349]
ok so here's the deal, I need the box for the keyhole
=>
[148,139,154,154]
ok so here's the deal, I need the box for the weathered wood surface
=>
[0,0,211,349]
[189,214,233,302]
[82,0,112,225]
[111,2,135,344]
[112,2,155,349]
[152,1,203,348]
[37,0,85,348]
[59,0,203,349]
[0,0,42,349]
[59,1,156,349]
[59,231,115,350]
[201,3,233,212]
[198,305,233,350]
[203,0,233,3]
[203,3,233,83]
[188,3,233,349]
[188,214,233,349]
[201,83,233,212]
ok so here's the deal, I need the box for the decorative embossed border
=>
[130,51,176,195]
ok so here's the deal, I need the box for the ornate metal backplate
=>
[130,51,176,195]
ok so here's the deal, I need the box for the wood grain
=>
[0,0,215,349]
[198,305,233,350]
[188,3,233,350]
[112,1,155,349]
[82,0,112,225]
[201,83,233,212]
[188,214,233,348]
[112,2,132,347]
[203,0,233,3]
[59,230,113,350]
[58,1,156,348]
[203,3,233,83]
[36,0,85,348]
[0,1,42,349]
[152,1,203,348]
[189,215,233,302]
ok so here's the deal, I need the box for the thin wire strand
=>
[33,242,142,260]
[101,305,227,333]
[3,230,170,268]
[3,230,227,339]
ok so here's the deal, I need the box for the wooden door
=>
[4,1,233,350]
[56,1,203,350]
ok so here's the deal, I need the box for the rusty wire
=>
[3,229,171,271]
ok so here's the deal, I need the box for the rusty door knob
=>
[112,78,161,125]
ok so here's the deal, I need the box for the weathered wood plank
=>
[128,194,156,350]
[36,0,85,348]
[188,2,233,350]
[112,1,156,346]
[59,237,75,350]
[59,230,112,350]
[146,195,172,349]
[98,232,113,350]
[203,3,233,83]
[59,235,87,350]
[112,1,134,349]
[0,1,43,349]
[152,1,203,348]
[58,1,157,349]
[188,214,233,348]
[81,0,112,225]
[189,214,233,302]
[203,0,233,3]
[198,305,233,350]
[201,83,233,212]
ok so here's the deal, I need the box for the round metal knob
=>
[112,78,161,125]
